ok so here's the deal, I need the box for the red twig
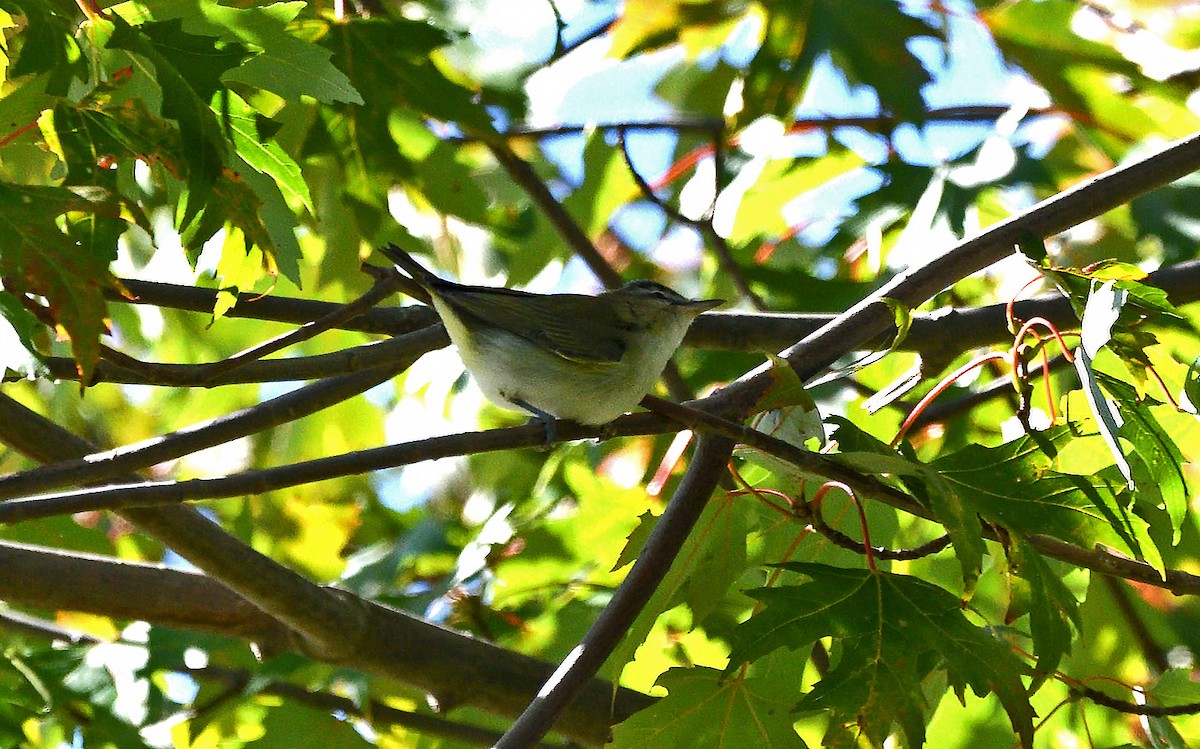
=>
[810,481,876,572]
[893,351,1010,445]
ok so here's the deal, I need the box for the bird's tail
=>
[380,244,438,286]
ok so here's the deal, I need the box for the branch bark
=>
[0,394,652,745]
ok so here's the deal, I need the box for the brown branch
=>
[0,327,446,500]
[1073,684,1200,717]
[0,539,295,646]
[6,389,1200,600]
[484,138,624,289]
[0,394,653,745]
[707,131,1200,417]
[97,258,1200,357]
[186,264,408,384]
[8,334,443,387]
[494,434,734,749]
[110,277,439,335]
[800,498,952,561]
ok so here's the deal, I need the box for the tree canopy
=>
[2,0,1200,747]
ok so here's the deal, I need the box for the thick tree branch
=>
[64,259,1198,388]
[709,131,1200,414]
[491,129,1200,746]
[0,394,651,745]
[495,434,734,749]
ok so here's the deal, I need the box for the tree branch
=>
[710,131,1200,414]
[488,129,1200,745]
[0,327,445,500]
[0,394,651,745]
[494,434,734,749]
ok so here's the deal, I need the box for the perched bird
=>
[381,244,721,431]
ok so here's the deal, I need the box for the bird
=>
[380,244,722,433]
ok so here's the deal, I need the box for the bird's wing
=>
[440,289,627,364]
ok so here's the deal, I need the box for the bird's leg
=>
[512,398,558,448]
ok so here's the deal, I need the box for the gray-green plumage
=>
[382,244,721,425]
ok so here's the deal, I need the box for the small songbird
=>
[381,244,722,430]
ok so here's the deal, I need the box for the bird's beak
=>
[687,298,725,314]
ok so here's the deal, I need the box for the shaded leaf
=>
[1006,537,1080,681]
[0,182,122,384]
[107,15,237,229]
[611,666,806,749]
[742,0,940,124]
[730,564,1034,747]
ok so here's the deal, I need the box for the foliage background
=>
[2,0,1200,747]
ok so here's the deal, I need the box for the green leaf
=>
[730,149,865,244]
[730,564,1034,747]
[1097,373,1189,542]
[608,498,750,676]
[0,71,53,136]
[611,666,806,749]
[880,297,912,350]
[48,97,186,183]
[207,5,363,104]
[1183,355,1200,415]
[224,93,313,213]
[796,633,931,746]
[0,182,122,384]
[742,0,941,124]
[3,1,85,89]
[231,155,303,286]
[739,354,825,474]
[331,17,493,133]
[107,15,238,229]
[248,701,372,749]
[1015,232,1048,265]
[1006,537,1080,681]
[930,428,1162,569]
[682,497,750,625]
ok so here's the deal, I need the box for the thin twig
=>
[1072,684,1200,717]
[0,327,445,500]
[6,334,442,387]
[799,497,952,561]
[187,264,409,384]
[616,128,767,310]
[465,106,1063,144]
